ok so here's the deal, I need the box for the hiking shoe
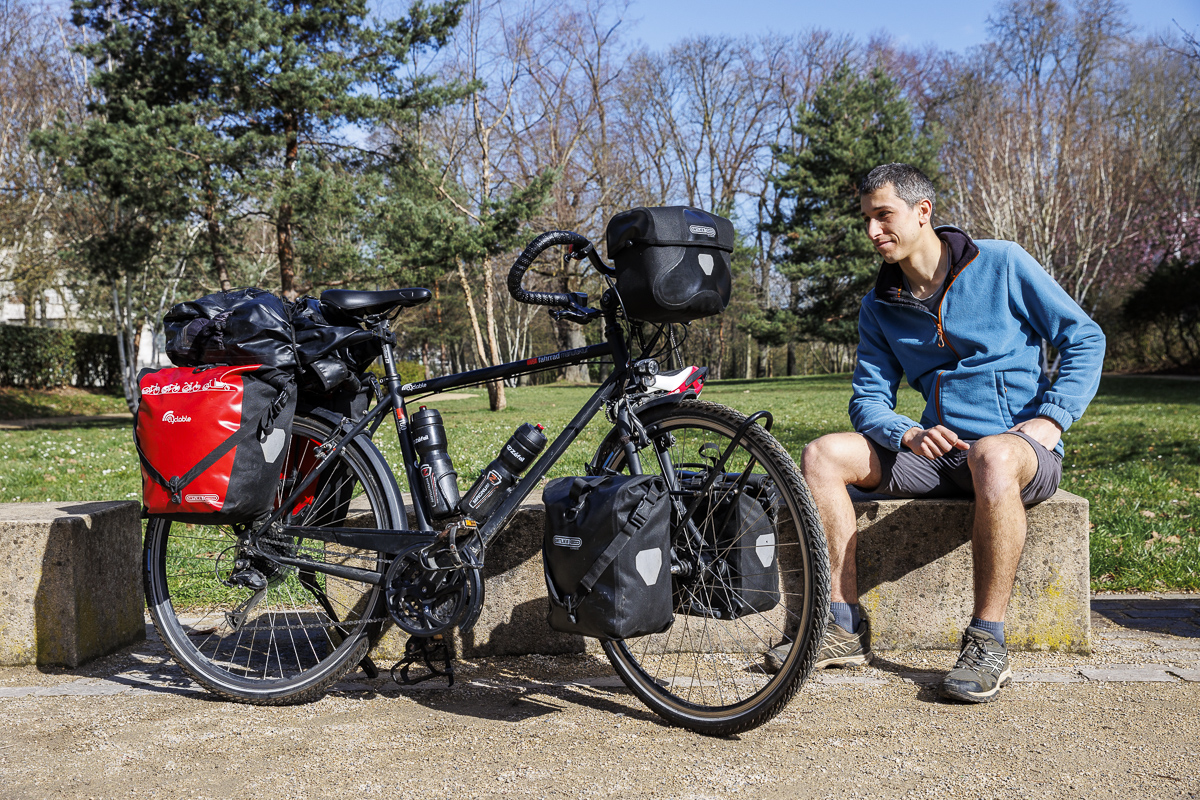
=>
[763,614,872,673]
[940,626,1011,703]
[814,615,872,669]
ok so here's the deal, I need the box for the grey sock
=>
[970,617,1005,647]
[832,602,861,632]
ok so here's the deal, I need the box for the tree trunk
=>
[203,182,230,291]
[787,342,796,376]
[277,115,299,299]
[555,272,589,382]
[558,322,589,383]
[481,256,507,410]
[756,343,770,379]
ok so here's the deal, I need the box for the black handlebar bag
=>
[136,364,296,524]
[676,472,781,619]
[543,475,674,640]
[605,206,734,324]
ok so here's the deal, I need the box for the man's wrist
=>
[1036,415,1064,432]
[901,427,922,448]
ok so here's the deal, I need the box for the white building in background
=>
[137,324,172,369]
[0,283,71,327]
[0,281,169,370]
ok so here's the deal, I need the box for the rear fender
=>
[300,406,407,532]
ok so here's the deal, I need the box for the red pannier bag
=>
[135,364,296,523]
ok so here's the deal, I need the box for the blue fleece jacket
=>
[849,227,1106,456]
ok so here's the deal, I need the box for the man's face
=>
[860,183,932,264]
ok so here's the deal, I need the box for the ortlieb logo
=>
[553,535,582,549]
[688,224,716,237]
[161,411,192,424]
[184,494,220,505]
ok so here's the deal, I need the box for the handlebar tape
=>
[507,230,592,307]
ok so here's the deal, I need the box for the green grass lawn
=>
[1,376,1195,591]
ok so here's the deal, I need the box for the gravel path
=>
[1,594,1197,799]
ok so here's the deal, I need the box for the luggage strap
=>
[546,478,665,621]
[137,380,293,505]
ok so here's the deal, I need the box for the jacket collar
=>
[874,225,980,305]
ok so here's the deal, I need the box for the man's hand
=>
[1009,416,1062,452]
[902,425,971,459]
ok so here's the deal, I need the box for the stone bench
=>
[0,502,145,667]
[850,488,1090,653]
[371,488,1091,661]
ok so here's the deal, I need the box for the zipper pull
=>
[935,322,946,348]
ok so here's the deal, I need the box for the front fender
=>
[586,391,698,476]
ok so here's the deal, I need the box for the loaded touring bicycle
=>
[137,206,831,735]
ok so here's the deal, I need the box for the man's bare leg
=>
[800,433,882,606]
[966,434,1039,622]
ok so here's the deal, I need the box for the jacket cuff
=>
[1036,403,1074,433]
[887,417,921,452]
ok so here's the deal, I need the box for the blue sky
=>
[623,0,1199,52]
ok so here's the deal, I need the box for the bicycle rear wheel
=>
[592,399,830,735]
[144,414,402,704]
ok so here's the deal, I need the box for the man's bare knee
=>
[968,435,1034,494]
[802,432,878,489]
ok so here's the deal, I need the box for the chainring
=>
[383,543,472,637]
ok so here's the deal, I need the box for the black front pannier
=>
[543,475,674,640]
[676,472,780,619]
[605,206,734,324]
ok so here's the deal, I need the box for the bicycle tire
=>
[592,399,830,735]
[144,414,402,704]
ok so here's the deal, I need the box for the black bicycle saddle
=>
[321,288,432,316]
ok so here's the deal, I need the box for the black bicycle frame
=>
[257,299,642,584]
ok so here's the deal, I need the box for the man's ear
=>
[918,197,934,226]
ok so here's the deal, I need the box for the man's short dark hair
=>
[859,163,935,212]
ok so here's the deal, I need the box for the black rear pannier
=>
[543,475,674,640]
[676,472,780,619]
[605,206,734,324]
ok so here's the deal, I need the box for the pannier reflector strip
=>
[635,548,663,586]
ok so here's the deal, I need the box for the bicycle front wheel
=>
[592,399,830,735]
[144,414,402,704]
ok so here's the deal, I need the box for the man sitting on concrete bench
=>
[769,163,1105,703]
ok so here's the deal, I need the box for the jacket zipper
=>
[933,253,977,355]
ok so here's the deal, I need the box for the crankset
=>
[383,543,481,637]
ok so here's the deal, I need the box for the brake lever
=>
[550,304,602,324]
[547,291,601,324]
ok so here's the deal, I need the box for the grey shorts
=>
[862,431,1063,506]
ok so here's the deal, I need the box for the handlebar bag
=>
[605,206,734,324]
[543,474,674,640]
[135,364,296,524]
[676,471,780,618]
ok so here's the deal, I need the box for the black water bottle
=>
[411,407,460,519]
[459,423,547,520]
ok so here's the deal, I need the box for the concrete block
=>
[0,501,145,667]
[852,489,1091,653]
[366,488,1090,663]
[371,490,586,662]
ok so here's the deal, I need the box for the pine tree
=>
[770,63,940,345]
[53,0,469,297]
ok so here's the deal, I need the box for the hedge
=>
[0,326,121,391]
